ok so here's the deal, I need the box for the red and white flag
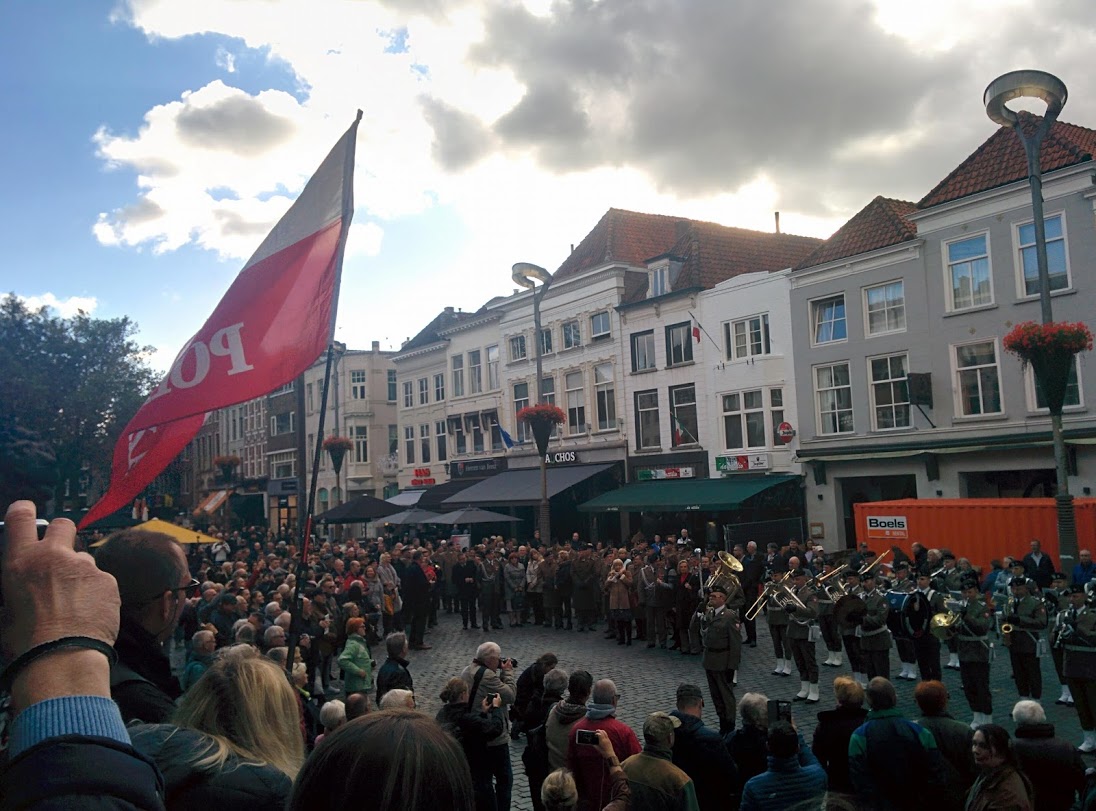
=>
[80,113,361,529]
[691,319,701,343]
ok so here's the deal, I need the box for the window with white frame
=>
[954,341,1002,416]
[387,369,397,402]
[270,411,295,436]
[815,363,853,434]
[452,355,464,397]
[420,424,431,464]
[434,373,445,402]
[469,350,482,394]
[636,390,660,449]
[418,377,429,405]
[631,330,656,372]
[1017,214,1069,296]
[388,425,398,455]
[869,353,910,430]
[487,345,499,390]
[665,322,693,366]
[669,384,698,447]
[864,281,906,336]
[1030,357,1082,410]
[509,335,527,362]
[594,363,616,430]
[769,389,785,446]
[270,451,296,479]
[353,425,368,463]
[946,233,992,310]
[591,311,611,339]
[435,421,447,462]
[404,426,415,464]
[650,265,669,297]
[812,295,847,344]
[562,320,582,350]
[565,371,586,434]
[455,420,467,455]
[471,417,484,453]
[351,369,367,399]
[722,390,767,450]
[306,382,314,413]
[725,314,771,360]
[513,381,530,443]
[402,380,413,408]
[540,328,553,355]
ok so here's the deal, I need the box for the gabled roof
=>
[554,207,821,300]
[399,306,480,353]
[918,112,1096,209]
[794,196,917,270]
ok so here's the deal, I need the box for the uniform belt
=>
[957,635,986,642]
[705,646,729,652]
[861,626,888,637]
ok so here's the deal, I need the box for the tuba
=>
[705,551,743,592]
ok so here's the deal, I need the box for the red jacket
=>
[567,715,641,811]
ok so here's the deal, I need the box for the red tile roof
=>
[554,208,821,299]
[794,196,917,270]
[918,113,1096,209]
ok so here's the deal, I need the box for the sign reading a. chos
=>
[865,515,908,539]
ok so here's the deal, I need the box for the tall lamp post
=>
[512,261,555,544]
[984,70,1078,565]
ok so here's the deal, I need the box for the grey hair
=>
[192,629,214,646]
[543,668,569,695]
[263,625,286,645]
[591,679,617,705]
[540,768,578,811]
[475,641,501,662]
[740,692,769,728]
[379,688,414,710]
[386,632,408,659]
[1012,699,1046,725]
[265,601,281,617]
[319,699,346,730]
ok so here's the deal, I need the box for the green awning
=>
[578,474,799,512]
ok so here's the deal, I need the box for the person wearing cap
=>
[1061,583,1096,751]
[700,583,742,734]
[838,569,867,687]
[619,712,699,811]
[763,569,793,678]
[956,576,994,729]
[785,568,821,704]
[1004,577,1048,701]
[857,571,892,682]
[913,567,946,682]
[815,558,844,669]
[1047,571,1075,706]
[890,561,920,681]
[669,683,739,811]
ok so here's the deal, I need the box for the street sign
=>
[777,422,796,444]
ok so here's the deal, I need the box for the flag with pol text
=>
[80,112,362,529]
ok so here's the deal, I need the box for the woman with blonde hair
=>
[606,558,633,646]
[541,730,629,811]
[129,646,305,809]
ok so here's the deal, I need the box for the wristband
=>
[0,636,117,690]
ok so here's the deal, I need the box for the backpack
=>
[521,721,551,780]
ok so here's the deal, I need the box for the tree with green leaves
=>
[0,294,159,513]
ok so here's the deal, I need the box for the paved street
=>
[373,609,1093,811]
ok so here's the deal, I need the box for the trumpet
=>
[859,549,891,577]
[745,571,807,621]
[1001,597,1016,648]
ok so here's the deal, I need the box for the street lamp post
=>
[513,261,555,544]
[984,70,1078,565]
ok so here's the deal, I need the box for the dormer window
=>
[650,265,669,297]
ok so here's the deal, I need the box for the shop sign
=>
[410,467,436,486]
[716,454,771,474]
[545,450,580,465]
[865,515,908,540]
[451,457,508,479]
[636,466,695,481]
[267,478,299,495]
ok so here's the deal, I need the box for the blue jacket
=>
[848,708,944,810]
[1074,562,1096,587]
[669,710,739,811]
[740,744,827,811]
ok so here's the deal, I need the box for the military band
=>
[1062,584,1096,752]
[785,568,821,703]
[955,576,994,727]
[857,571,892,680]
[1048,571,1075,706]
[701,582,742,735]
[1002,576,1048,700]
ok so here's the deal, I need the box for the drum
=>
[885,590,932,638]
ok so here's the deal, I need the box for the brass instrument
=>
[1000,597,1016,648]
[744,571,807,621]
[705,551,743,592]
[810,565,850,603]
[858,549,891,577]
[929,565,947,580]
[931,598,967,641]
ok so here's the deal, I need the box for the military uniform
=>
[786,581,821,702]
[942,564,965,668]
[479,557,502,630]
[1003,589,1047,699]
[764,578,791,676]
[857,584,892,680]
[816,573,843,668]
[1062,598,1096,750]
[913,583,946,681]
[702,602,742,735]
[889,572,919,680]
[956,594,993,724]
[1047,584,1074,704]
[839,577,866,685]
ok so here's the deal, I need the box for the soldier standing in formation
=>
[816,559,844,669]
[1002,576,1047,701]
[764,569,791,677]
[785,569,821,704]
[1061,584,1096,751]
[913,567,946,682]
[839,569,866,687]
[701,583,742,735]
[941,553,964,671]
[889,562,919,681]
[1047,571,1075,706]
[956,575,994,728]
[857,571,892,681]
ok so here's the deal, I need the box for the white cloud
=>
[13,293,100,318]
[345,221,384,259]
[215,46,236,73]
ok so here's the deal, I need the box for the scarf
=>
[586,702,617,721]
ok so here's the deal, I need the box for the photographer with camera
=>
[460,641,518,811]
[567,679,641,811]
[437,677,507,811]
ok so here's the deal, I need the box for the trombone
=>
[745,571,808,621]
[858,549,891,577]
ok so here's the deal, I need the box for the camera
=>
[767,699,792,725]
[575,729,599,746]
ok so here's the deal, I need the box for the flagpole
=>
[285,110,361,679]
[687,310,721,353]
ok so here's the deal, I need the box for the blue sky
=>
[2,0,1093,373]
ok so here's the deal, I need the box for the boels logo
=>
[865,515,908,539]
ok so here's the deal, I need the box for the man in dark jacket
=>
[453,549,481,629]
[740,542,764,647]
[1011,699,1085,811]
[669,684,739,811]
[621,712,700,811]
[375,631,413,704]
[914,680,975,807]
[571,545,600,632]
[1023,538,1057,589]
[402,550,433,650]
[95,528,191,724]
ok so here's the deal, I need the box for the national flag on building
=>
[80,112,362,529]
[692,319,701,343]
[672,414,695,446]
[499,425,515,450]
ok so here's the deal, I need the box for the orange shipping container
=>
[853,498,1096,575]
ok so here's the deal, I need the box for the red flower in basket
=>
[322,435,354,452]
[516,404,566,426]
[1003,321,1093,361]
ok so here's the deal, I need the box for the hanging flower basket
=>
[517,404,566,457]
[323,435,354,475]
[1003,321,1092,416]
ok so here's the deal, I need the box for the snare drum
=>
[885,590,932,638]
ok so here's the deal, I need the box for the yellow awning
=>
[91,517,221,547]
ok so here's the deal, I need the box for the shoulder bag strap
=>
[467,665,488,711]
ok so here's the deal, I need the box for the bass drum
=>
[833,595,867,628]
[885,590,932,639]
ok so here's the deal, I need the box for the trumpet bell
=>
[705,550,743,592]
[930,611,960,641]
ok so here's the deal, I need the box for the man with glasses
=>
[95,528,197,723]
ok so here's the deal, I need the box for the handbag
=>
[383,593,396,615]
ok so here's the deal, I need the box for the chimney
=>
[774,212,781,234]
[444,306,454,314]
[371,340,380,351]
